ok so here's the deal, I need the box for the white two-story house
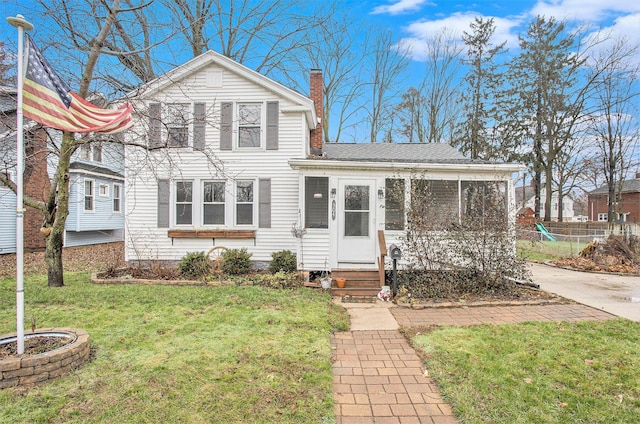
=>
[123,51,523,289]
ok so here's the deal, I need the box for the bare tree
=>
[419,28,464,144]
[366,29,410,143]
[585,37,640,223]
[299,12,367,143]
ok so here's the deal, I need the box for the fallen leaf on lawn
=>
[423,369,430,377]
[618,395,623,403]
[584,359,594,365]
[558,402,568,408]
[523,378,533,384]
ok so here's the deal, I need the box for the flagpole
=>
[7,14,33,355]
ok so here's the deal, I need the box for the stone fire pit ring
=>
[0,328,90,389]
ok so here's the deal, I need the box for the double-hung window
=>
[167,103,189,147]
[236,180,254,225]
[84,179,94,211]
[238,104,261,148]
[203,181,225,225]
[175,181,193,225]
[113,184,122,213]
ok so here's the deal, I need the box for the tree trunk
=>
[44,133,74,287]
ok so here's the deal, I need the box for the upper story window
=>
[238,104,262,148]
[598,213,608,221]
[79,143,102,162]
[167,103,190,147]
[84,179,94,211]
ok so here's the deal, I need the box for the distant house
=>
[588,175,640,222]
[514,183,575,222]
[122,50,523,290]
[0,86,125,253]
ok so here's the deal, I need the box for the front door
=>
[337,180,376,267]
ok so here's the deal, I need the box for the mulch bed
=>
[0,242,126,279]
[0,336,72,360]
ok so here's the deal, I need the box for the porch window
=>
[175,181,193,225]
[167,103,189,147]
[305,177,328,229]
[236,180,254,225]
[203,181,225,225]
[238,104,261,148]
[385,178,405,230]
[84,179,94,211]
[410,179,458,229]
[461,181,507,224]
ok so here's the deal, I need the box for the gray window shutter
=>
[149,103,162,149]
[157,179,170,228]
[193,102,206,151]
[259,178,271,228]
[220,102,232,151]
[266,101,279,150]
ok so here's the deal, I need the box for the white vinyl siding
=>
[124,59,310,263]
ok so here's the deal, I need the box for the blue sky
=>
[356,0,640,62]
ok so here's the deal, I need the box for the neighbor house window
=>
[175,181,193,225]
[385,178,405,230]
[598,213,608,221]
[305,177,328,229]
[203,181,225,225]
[80,144,91,161]
[238,104,261,148]
[92,143,102,162]
[236,180,254,225]
[99,183,109,197]
[84,179,94,211]
[167,103,189,147]
[113,184,122,212]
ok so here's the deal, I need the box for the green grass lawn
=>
[409,320,640,423]
[0,273,349,423]
[517,239,585,261]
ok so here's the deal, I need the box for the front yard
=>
[0,272,349,423]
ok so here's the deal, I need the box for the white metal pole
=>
[7,14,33,355]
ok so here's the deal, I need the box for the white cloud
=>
[371,0,433,15]
[529,0,640,23]
[400,12,522,61]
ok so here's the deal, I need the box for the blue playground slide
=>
[535,223,557,242]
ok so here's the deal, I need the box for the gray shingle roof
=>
[321,143,487,164]
[590,178,640,195]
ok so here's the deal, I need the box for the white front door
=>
[337,180,376,267]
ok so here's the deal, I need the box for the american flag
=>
[22,35,132,134]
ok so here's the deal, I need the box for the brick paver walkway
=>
[391,303,615,327]
[332,330,457,424]
[332,303,615,423]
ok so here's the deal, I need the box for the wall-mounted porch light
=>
[330,188,336,198]
[378,188,384,199]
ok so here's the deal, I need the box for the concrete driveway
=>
[529,262,640,322]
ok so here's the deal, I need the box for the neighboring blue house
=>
[0,85,124,253]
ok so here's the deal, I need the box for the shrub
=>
[268,250,297,273]
[251,271,303,289]
[221,248,252,275]
[178,251,210,278]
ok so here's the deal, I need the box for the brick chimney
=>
[309,69,323,156]
[23,128,51,252]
